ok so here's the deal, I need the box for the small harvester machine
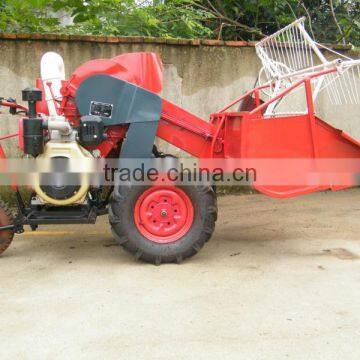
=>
[0,18,359,264]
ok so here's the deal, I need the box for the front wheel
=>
[109,184,217,264]
[0,200,15,256]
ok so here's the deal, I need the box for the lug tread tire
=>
[109,185,217,264]
[0,200,15,256]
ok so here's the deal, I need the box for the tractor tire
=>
[109,184,217,264]
[0,200,15,256]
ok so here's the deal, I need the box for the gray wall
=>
[0,36,358,155]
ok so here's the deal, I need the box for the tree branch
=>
[193,0,264,38]
[284,0,297,20]
[297,0,315,39]
[329,0,346,44]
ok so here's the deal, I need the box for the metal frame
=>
[0,187,108,232]
[255,17,360,114]
[0,63,358,198]
[0,24,359,230]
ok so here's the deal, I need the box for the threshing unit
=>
[0,18,359,264]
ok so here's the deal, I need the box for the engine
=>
[21,51,163,206]
[22,53,103,205]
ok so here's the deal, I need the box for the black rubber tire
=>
[109,184,217,264]
[0,200,15,256]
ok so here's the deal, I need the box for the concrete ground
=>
[1,189,360,360]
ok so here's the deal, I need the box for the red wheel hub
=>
[134,187,194,244]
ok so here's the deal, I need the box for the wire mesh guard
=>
[255,17,360,110]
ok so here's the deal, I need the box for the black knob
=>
[22,87,42,102]
[22,87,42,118]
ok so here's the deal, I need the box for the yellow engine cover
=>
[33,141,93,205]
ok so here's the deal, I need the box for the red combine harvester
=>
[0,18,359,263]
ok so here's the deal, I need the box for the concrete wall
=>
[0,34,358,155]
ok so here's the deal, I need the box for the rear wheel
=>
[0,200,15,256]
[109,184,217,264]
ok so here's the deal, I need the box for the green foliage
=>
[61,0,213,38]
[0,0,358,45]
[192,0,359,45]
[0,0,61,32]
[0,0,213,38]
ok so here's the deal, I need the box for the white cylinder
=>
[40,52,65,116]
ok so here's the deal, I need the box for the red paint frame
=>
[0,55,359,200]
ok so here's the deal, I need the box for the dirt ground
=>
[1,189,360,359]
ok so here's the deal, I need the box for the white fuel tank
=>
[40,52,65,116]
